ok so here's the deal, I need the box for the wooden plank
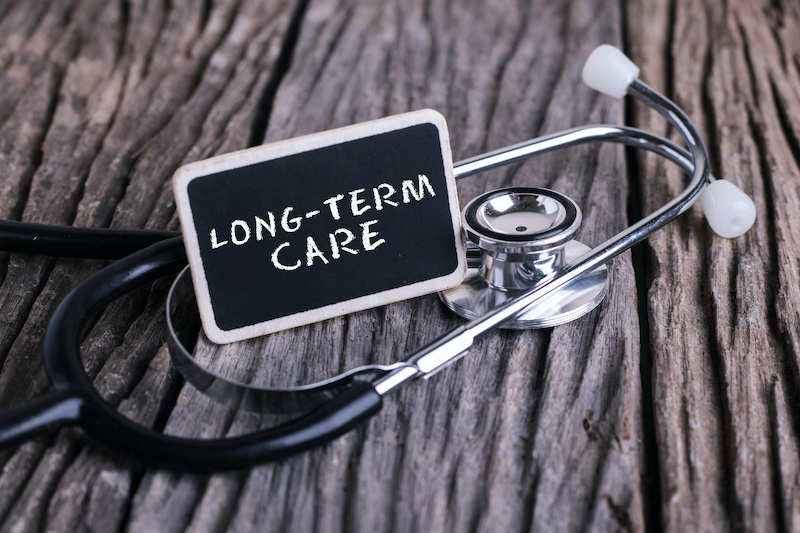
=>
[1,0,794,531]
[626,0,800,531]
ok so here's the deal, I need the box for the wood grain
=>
[626,0,800,530]
[0,0,795,531]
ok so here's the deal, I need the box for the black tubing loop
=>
[0,220,179,259]
[42,236,383,471]
[80,381,383,471]
[44,237,187,390]
[0,389,84,448]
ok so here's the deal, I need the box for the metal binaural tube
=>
[452,123,697,181]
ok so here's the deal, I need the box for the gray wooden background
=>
[0,0,798,531]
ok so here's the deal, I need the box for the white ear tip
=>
[581,45,640,99]
[701,180,757,238]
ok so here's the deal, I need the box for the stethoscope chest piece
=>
[440,187,609,328]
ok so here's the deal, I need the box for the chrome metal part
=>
[441,187,608,328]
[441,240,608,328]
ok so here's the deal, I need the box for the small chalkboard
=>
[174,110,466,344]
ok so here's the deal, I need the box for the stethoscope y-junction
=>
[0,46,756,471]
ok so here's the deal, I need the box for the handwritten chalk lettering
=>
[267,221,385,271]
[271,242,300,271]
[210,229,228,249]
[207,176,435,254]
[402,174,435,203]
[373,183,398,210]
[323,194,345,220]
[350,188,370,216]
[174,110,464,342]
[282,207,303,232]
[329,228,358,259]
[255,213,276,239]
[231,220,250,245]
[211,207,304,250]
[305,236,329,266]
[361,220,385,251]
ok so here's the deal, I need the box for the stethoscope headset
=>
[0,46,756,471]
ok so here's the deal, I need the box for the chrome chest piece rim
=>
[440,187,609,329]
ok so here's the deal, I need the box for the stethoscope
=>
[0,46,756,471]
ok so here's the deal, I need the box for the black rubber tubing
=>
[0,220,179,259]
[6,235,384,471]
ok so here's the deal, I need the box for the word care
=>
[174,110,466,344]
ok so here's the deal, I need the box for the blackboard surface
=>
[174,110,466,343]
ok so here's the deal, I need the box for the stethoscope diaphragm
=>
[440,187,608,328]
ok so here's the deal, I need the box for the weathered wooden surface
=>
[0,0,796,531]
[627,2,800,531]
